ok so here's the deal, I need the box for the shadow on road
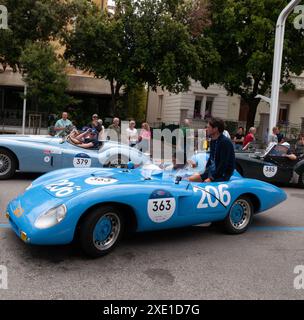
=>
[10,172,43,181]
[4,213,283,262]
[8,225,220,263]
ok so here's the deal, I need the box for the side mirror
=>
[175,176,182,184]
[127,161,135,169]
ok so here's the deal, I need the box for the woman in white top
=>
[97,119,105,141]
[126,120,138,147]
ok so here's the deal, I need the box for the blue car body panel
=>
[0,135,148,174]
[6,166,287,246]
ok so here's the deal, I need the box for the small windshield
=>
[266,144,289,157]
[138,160,201,181]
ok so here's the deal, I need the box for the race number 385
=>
[148,198,176,223]
[263,165,278,178]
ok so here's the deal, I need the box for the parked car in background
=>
[0,134,149,179]
[235,143,304,187]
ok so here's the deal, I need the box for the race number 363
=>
[0,265,8,289]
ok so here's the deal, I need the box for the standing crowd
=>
[52,112,152,154]
[52,111,304,183]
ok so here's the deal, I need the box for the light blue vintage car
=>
[0,135,149,179]
[6,164,287,258]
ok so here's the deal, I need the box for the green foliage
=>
[20,42,76,113]
[125,85,147,123]
[63,0,216,113]
[0,0,77,71]
[203,0,304,128]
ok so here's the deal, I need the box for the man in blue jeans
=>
[189,117,235,183]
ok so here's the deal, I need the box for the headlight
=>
[34,205,67,229]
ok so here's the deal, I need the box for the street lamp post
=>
[258,0,301,134]
[22,84,27,135]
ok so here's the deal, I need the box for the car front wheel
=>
[79,205,124,258]
[221,196,253,234]
[0,148,17,180]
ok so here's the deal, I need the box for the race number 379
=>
[73,154,92,168]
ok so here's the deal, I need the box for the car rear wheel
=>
[0,148,17,180]
[221,196,253,234]
[79,205,124,258]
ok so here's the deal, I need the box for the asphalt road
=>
[0,174,304,300]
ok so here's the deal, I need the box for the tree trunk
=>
[110,80,116,116]
[245,98,260,133]
[109,80,122,116]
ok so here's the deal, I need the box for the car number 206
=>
[45,179,81,197]
[193,184,231,209]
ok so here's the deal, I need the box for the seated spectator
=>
[97,119,105,141]
[69,128,99,149]
[276,127,284,143]
[279,140,297,161]
[54,112,73,137]
[68,128,82,145]
[295,133,304,156]
[126,120,138,147]
[243,127,256,150]
[189,118,235,183]
[223,129,231,139]
[233,127,245,151]
[268,127,279,145]
[88,114,103,134]
[138,122,151,154]
[108,118,121,136]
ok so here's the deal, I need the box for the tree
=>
[0,0,77,71]
[125,85,147,123]
[203,0,304,130]
[63,0,217,114]
[20,42,75,115]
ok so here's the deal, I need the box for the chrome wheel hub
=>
[93,212,121,251]
[0,154,11,176]
[229,199,251,230]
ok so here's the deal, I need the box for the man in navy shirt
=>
[189,118,235,182]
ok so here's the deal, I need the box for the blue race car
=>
[5,164,287,258]
[0,134,149,179]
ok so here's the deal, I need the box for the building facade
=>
[147,76,304,138]
[0,0,112,134]
[147,80,233,128]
